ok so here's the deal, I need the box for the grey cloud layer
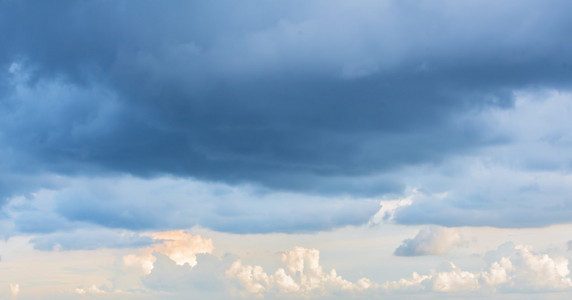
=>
[390,91,572,228]
[5,177,378,239]
[2,0,572,234]
[3,0,572,196]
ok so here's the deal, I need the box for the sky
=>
[2,0,572,299]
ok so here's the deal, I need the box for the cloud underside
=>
[1,0,572,235]
[2,0,572,188]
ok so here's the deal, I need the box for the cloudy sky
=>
[2,0,572,299]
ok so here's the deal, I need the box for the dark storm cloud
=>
[1,1,572,233]
[2,0,572,196]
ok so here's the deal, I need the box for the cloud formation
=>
[2,0,572,204]
[3,176,378,237]
[226,246,371,298]
[394,226,465,256]
[386,242,572,293]
[226,242,572,298]
[484,242,572,291]
[3,9,572,300]
[392,91,572,228]
[383,262,480,293]
[5,70,572,234]
[3,232,572,300]
[124,231,214,275]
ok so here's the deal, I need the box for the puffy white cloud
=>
[227,242,572,298]
[432,263,480,292]
[226,261,270,297]
[394,226,465,256]
[481,258,513,286]
[123,231,214,275]
[385,242,572,294]
[488,243,572,290]
[226,246,372,298]
[382,263,480,293]
[381,272,430,291]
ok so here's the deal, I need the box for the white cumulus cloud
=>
[226,246,372,298]
[382,263,480,293]
[489,243,572,291]
[385,242,572,294]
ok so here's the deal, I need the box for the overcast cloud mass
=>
[1,1,572,299]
